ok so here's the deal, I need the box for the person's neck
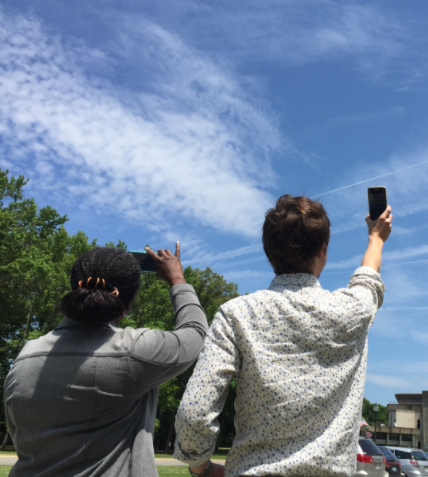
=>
[301,256,325,278]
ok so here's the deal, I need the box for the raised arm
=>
[128,243,209,388]
[361,205,392,273]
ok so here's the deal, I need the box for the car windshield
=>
[359,439,384,456]
[412,451,428,461]
[379,448,399,462]
[395,450,411,459]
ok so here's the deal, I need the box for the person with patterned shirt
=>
[174,195,393,477]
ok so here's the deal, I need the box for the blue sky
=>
[1,0,428,406]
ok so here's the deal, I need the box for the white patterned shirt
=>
[174,267,385,477]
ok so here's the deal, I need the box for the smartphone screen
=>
[368,187,387,220]
[129,250,158,273]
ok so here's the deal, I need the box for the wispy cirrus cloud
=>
[326,244,428,270]
[366,374,412,389]
[143,0,405,72]
[0,9,285,238]
[319,151,428,239]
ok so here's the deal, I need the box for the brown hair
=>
[262,195,330,275]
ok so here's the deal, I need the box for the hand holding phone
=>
[145,242,186,287]
[365,205,393,242]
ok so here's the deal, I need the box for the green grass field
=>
[157,466,190,477]
[0,466,191,476]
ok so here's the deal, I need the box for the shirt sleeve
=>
[331,265,385,328]
[127,283,209,389]
[173,309,239,466]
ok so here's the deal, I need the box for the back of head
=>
[262,194,330,275]
[60,247,141,323]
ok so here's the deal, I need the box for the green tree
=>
[0,169,241,451]
[362,397,389,427]
[0,170,98,445]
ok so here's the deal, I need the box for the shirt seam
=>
[126,355,138,387]
[14,351,199,369]
[93,357,98,420]
[14,352,131,361]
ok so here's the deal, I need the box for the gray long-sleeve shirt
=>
[4,283,208,477]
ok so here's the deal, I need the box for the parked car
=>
[385,447,426,477]
[356,437,388,477]
[379,446,404,476]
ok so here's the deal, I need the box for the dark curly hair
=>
[262,195,330,275]
[60,247,141,323]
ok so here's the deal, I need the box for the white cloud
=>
[326,244,428,270]
[156,0,404,72]
[190,244,263,266]
[0,9,286,237]
[313,147,428,241]
[366,374,412,389]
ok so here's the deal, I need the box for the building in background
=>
[373,392,428,450]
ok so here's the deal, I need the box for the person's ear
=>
[317,246,327,258]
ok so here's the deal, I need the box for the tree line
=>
[0,169,239,451]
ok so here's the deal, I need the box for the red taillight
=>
[409,460,419,467]
[357,454,374,463]
[383,457,386,464]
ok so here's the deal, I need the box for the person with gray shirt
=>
[4,243,208,477]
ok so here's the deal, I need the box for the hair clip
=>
[110,287,119,297]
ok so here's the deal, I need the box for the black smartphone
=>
[367,187,387,220]
[129,250,158,273]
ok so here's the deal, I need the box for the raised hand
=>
[365,205,393,242]
[145,242,186,287]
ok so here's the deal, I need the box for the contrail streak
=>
[312,159,428,198]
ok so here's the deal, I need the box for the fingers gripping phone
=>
[129,250,158,273]
[368,187,387,220]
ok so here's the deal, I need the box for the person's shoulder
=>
[16,329,57,359]
[219,289,275,315]
[110,324,152,346]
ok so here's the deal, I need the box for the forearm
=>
[190,462,210,473]
[170,283,209,336]
[361,236,384,273]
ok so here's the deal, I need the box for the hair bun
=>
[60,247,141,323]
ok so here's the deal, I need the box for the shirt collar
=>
[55,316,119,331]
[268,273,321,291]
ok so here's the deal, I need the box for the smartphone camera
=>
[129,250,158,273]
